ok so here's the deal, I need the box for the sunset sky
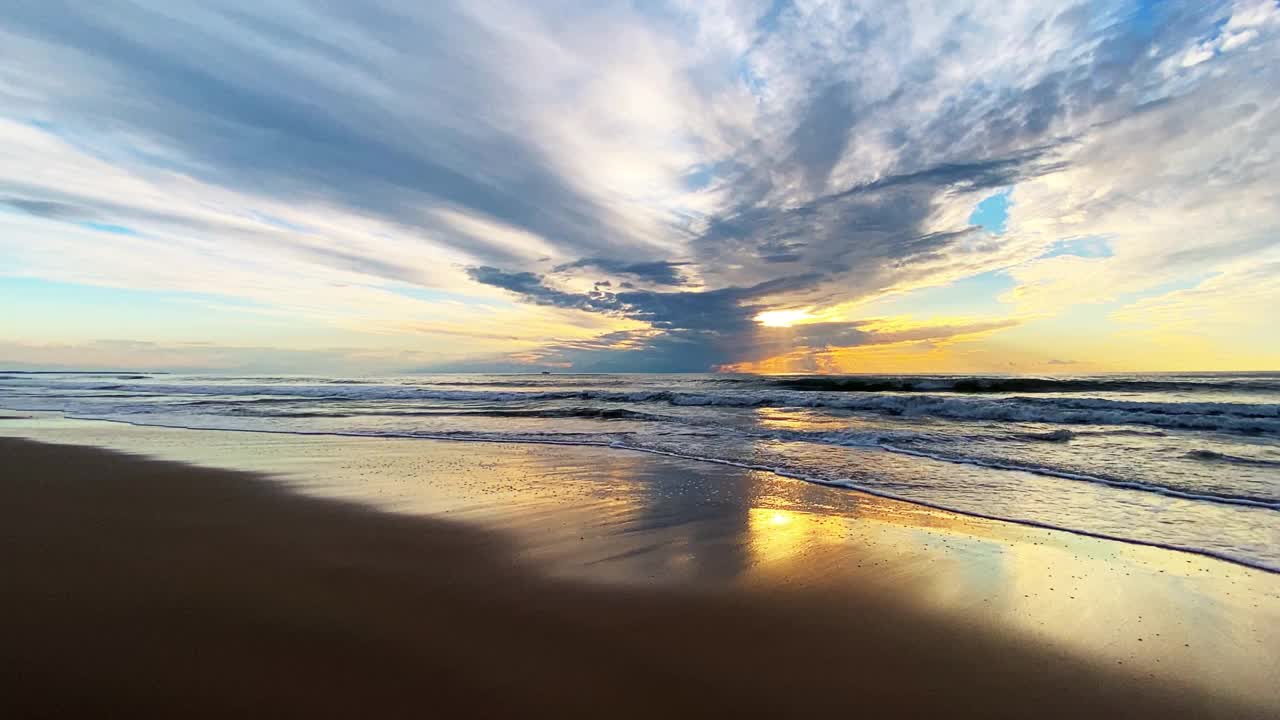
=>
[2,0,1278,373]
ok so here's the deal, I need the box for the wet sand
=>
[1,419,1278,717]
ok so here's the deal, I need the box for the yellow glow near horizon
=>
[755,308,814,327]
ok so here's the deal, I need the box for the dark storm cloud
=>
[853,151,1066,195]
[465,266,602,312]
[464,261,1020,371]
[617,274,823,330]
[685,135,1074,295]
[687,148,1066,301]
[552,258,692,286]
[464,262,789,370]
[756,239,806,263]
[468,265,821,332]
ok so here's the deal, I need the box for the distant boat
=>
[541,371,551,375]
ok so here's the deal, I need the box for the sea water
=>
[3,371,1277,571]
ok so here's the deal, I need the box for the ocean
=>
[3,371,1278,571]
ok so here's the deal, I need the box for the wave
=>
[768,375,1280,394]
[655,390,1276,435]
[239,406,675,422]
[422,406,668,421]
[1019,429,1075,442]
[699,425,1280,509]
[7,380,1280,434]
[0,371,156,378]
[1184,449,1280,467]
[177,397,336,406]
[422,379,636,388]
[877,444,1280,509]
[1071,428,1168,437]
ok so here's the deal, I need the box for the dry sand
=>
[2,434,1275,718]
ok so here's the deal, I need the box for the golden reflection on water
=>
[752,407,830,431]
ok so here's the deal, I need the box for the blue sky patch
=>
[969,190,1011,234]
[681,163,717,191]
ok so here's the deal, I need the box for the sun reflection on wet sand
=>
[747,508,816,568]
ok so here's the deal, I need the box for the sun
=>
[754,308,813,328]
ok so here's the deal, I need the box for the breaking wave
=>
[7,379,1279,435]
[767,374,1280,394]
[1185,449,1280,467]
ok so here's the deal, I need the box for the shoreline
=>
[2,416,1278,716]
[2,434,1276,718]
[7,410,1278,573]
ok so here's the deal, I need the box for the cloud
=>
[553,258,692,287]
[467,264,820,331]
[0,3,631,264]
[1,0,1277,371]
[1002,9,1280,318]
[463,262,1018,371]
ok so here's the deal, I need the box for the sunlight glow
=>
[755,309,814,327]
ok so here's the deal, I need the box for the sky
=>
[1,0,1278,374]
